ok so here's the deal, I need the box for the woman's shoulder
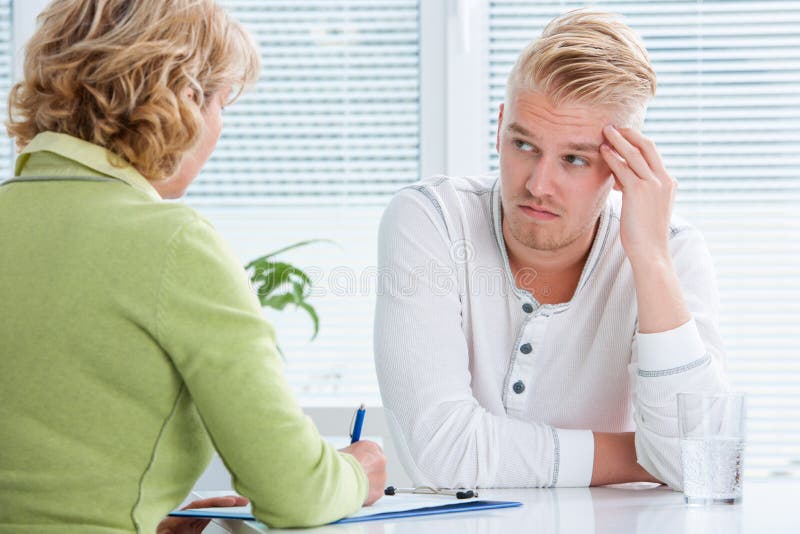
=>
[116,196,217,242]
[101,195,235,272]
[137,202,241,271]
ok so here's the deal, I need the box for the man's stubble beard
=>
[504,193,609,253]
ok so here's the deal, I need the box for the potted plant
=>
[245,240,324,355]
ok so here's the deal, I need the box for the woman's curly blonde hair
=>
[6,0,260,181]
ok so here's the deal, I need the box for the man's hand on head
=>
[599,124,691,334]
[600,125,676,267]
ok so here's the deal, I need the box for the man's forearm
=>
[630,256,691,334]
[590,432,662,486]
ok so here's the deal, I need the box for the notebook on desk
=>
[170,493,522,524]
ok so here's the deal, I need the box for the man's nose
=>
[526,157,559,197]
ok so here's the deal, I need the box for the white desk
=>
[206,481,798,533]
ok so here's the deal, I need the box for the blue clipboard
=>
[169,499,522,524]
[334,500,521,524]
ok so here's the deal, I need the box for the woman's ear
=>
[181,86,204,106]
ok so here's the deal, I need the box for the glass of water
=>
[677,392,746,505]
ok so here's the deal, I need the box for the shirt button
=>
[512,380,525,394]
[520,343,532,354]
[522,303,533,313]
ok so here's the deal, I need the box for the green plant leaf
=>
[250,262,312,302]
[245,239,336,270]
[261,292,296,311]
[246,239,329,345]
[298,301,320,340]
[250,261,311,286]
[290,280,306,299]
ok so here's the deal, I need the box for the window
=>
[194,1,422,203]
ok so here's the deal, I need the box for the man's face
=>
[497,90,616,253]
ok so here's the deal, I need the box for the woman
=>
[0,1,385,532]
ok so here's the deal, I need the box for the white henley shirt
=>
[374,175,729,490]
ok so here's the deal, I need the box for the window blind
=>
[187,1,421,406]
[487,0,800,479]
[190,0,421,204]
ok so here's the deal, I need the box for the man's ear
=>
[496,103,504,153]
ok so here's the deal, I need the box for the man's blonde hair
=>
[6,0,260,181]
[506,9,657,126]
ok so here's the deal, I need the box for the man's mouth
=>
[519,204,559,220]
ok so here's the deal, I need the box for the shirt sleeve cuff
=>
[635,318,707,372]
[553,428,594,487]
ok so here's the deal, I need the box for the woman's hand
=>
[156,495,249,534]
[339,440,387,506]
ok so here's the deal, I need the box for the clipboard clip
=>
[384,485,478,499]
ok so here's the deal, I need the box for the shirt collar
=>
[15,132,162,201]
[490,177,612,309]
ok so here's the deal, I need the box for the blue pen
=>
[350,403,366,443]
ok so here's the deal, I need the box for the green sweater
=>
[0,132,367,533]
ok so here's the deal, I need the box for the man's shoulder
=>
[382,175,498,241]
[390,174,497,216]
[402,174,497,197]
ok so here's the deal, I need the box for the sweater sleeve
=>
[374,189,594,489]
[153,215,367,528]
[631,226,730,490]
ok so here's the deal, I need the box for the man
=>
[374,10,728,490]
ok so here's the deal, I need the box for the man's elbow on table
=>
[385,408,488,489]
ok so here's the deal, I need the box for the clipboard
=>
[169,494,522,524]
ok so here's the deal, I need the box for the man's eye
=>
[514,140,534,152]
[565,154,589,167]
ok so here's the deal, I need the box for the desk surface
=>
[210,481,798,534]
